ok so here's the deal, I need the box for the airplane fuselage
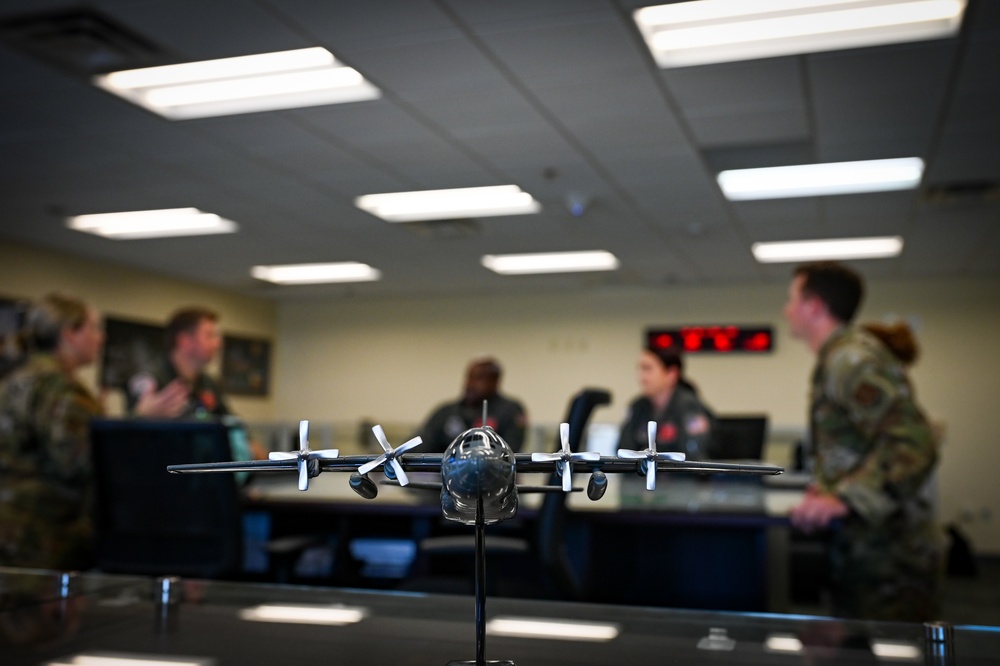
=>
[439,426,518,525]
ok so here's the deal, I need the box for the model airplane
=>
[169,419,780,507]
[168,413,782,666]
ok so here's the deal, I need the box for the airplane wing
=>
[168,423,437,492]
[512,455,783,476]
[377,478,581,494]
[167,453,446,496]
[380,479,441,492]
[167,419,782,499]
[515,485,583,493]
[167,459,295,474]
[167,454,780,478]
[167,453,445,475]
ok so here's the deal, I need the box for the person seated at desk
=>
[124,306,265,461]
[0,293,105,570]
[415,356,528,453]
[618,345,714,460]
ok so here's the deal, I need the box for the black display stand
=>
[446,496,515,666]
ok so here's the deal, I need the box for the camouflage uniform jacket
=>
[810,326,941,620]
[0,353,103,570]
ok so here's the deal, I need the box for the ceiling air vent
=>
[921,180,1000,206]
[399,218,482,239]
[0,6,168,77]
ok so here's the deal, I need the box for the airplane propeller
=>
[358,425,422,486]
[531,422,601,491]
[616,421,686,491]
[268,420,340,491]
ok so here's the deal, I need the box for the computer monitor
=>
[712,415,768,461]
[584,422,620,457]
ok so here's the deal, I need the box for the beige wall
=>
[273,277,1000,553]
[4,240,999,553]
[0,242,278,421]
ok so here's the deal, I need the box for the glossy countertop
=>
[2,568,997,666]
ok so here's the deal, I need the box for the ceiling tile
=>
[0,0,996,298]
[810,41,957,153]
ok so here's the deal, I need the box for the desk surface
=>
[246,472,445,516]
[2,568,997,666]
[245,470,805,519]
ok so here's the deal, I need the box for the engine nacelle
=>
[587,470,608,501]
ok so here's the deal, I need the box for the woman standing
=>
[0,293,105,570]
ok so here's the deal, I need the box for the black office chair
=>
[404,388,611,601]
[91,419,245,579]
[530,387,611,600]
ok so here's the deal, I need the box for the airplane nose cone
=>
[442,427,514,500]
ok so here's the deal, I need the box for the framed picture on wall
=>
[221,334,270,397]
[101,317,165,390]
[0,295,29,380]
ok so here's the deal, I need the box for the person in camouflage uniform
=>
[785,262,941,622]
[0,294,104,571]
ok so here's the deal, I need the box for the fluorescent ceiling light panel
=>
[67,208,238,239]
[718,157,924,200]
[355,185,541,223]
[95,47,380,119]
[251,262,381,285]
[46,654,212,666]
[487,616,619,641]
[481,251,619,275]
[752,236,903,262]
[238,604,367,626]
[635,0,967,67]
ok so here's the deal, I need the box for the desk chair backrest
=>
[90,419,242,579]
[712,415,768,460]
[536,388,611,599]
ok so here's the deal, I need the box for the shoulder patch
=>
[853,381,885,408]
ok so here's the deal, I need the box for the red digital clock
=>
[647,326,774,354]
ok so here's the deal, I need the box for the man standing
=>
[416,356,528,453]
[785,261,941,622]
[127,307,265,463]
[127,307,228,419]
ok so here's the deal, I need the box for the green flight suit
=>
[618,385,715,460]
